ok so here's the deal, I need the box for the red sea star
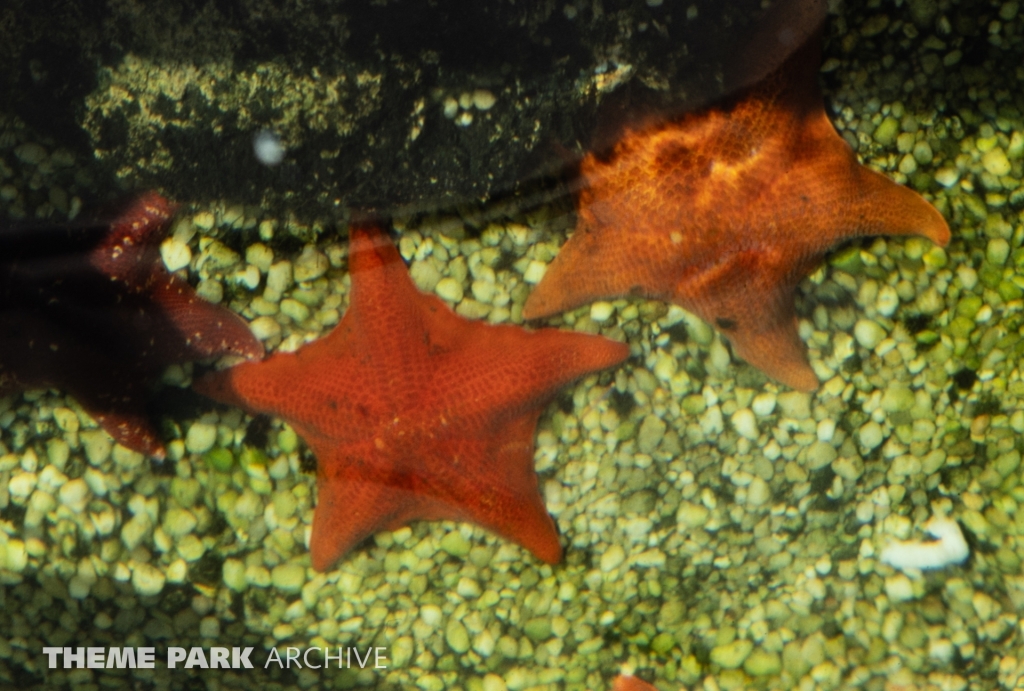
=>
[194,221,629,571]
[0,192,263,457]
[523,32,950,391]
[609,675,658,691]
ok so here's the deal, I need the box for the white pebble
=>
[193,211,215,231]
[8,471,37,500]
[746,477,770,506]
[751,393,776,417]
[676,501,709,529]
[160,237,192,272]
[730,408,758,440]
[121,514,152,550]
[708,338,731,373]
[600,544,626,571]
[435,277,464,303]
[264,261,293,301]
[816,419,836,442]
[522,260,547,284]
[1,540,28,572]
[854,319,887,349]
[132,563,167,596]
[471,279,496,304]
[185,422,218,454]
[884,573,915,602]
[58,478,90,513]
[934,167,960,187]
[251,316,282,341]
[590,301,614,322]
[271,563,306,593]
[880,516,969,572]
[83,468,108,496]
[293,245,329,282]
[420,604,443,628]
[68,576,93,599]
[876,285,899,317]
[858,421,884,449]
[164,508,198,538]
[234,264,261,290]
[246,244,274,273]
[982,147,1011,176]
[472,89,496,110]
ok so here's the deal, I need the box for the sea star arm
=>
[310,412,564,571]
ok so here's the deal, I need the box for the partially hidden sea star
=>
[524,31,950,391]
[0,192,263,457]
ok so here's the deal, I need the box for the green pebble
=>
[204,447,235,473]
[417,674,445,691]
[962,194,988,222]
[80,429,113,465]
[171,476,202,507]
[681,394,706,415]
[743,649,782,676]
[915,330,939,346]
[987,238,1010,265]
[676,502,709,529]
[979,264,1003,289]
[899,625,928,649]
[912,140,933,164]
[637,414,667,454]
[273,491,297,520]
[439,530,471,558]
[805,441,837,470]
[982,147,1012,176]
[996,451,1021,478]
[615,421,637,441]
[998,280,1023,302]
[961,509,991,540]
[222,558,247,592]
[874,117,900,146]
[278,425,299,453]
[651,632,675,655]
[923,245,948,269]
[710,639,753,669]
[523,617,552,642]
[622,489,656,514]
[830,245,863,273]
[270,563,306,594]
[880,383,915,413]
[163,508,197,538]
[896,131,916,153]
[659,600,686,626]
[956,295,983,319]
[445,619,471,653]
[948,315,975,339]
[240,446,268,468]
[997,546,1022,572]
[280,298,310,323]
[985,213,1012,239]
[853,319,886,349]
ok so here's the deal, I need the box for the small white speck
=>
[253,130,285,166]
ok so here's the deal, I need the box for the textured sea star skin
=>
[609,675,658,691]
[0,192,263,457]
[523,36,950,391]
[195,222,629,571]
